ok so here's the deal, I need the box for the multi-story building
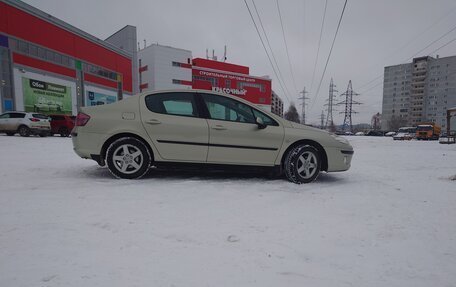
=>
[138,44,192,92]
[382,55,456,130]
[138,44,273,111]
[271,90,283,117]
[0,0,137,115]
[192,58,272,111]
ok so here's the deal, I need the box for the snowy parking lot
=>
[0,135,455,287]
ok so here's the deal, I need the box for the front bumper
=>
[326,147,354,172]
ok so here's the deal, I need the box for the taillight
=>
[76,112,90,126]
[29,118,40,122]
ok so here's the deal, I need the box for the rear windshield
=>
[32,114,49,119]
[50,115,65,120]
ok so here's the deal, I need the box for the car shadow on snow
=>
[78,164,345,185]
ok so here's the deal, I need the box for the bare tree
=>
[388,115,407,131]
[284,103,300,123]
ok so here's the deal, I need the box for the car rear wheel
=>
[18,126,31,137]
[284,145,321,184]
[106,137,151,179]
[59,127,70,137]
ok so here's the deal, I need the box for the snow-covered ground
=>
[0,135,455,287]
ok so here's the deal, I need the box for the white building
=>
[138,44,192,92]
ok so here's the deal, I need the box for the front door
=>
[200,93,284,165]
[140,92,209,162]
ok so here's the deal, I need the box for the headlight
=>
[330,133,349,145]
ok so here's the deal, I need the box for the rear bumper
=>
[72,129,106,159]
[29,127,51,134]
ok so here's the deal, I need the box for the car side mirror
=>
[256,117,267,129]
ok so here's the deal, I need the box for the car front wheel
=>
[106,137,151,179]
[284,144,321,184]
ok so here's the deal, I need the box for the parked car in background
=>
[385,131,396,137]
[355,131,365,136]
[0,112,50,137]
[393,127,416,140]
[366,130,384,136]
[72,90,354,183]
[49,114,75,137]
[439,131,456,144]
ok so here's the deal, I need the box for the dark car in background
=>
[49,114,75,137]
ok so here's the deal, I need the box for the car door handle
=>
[212,125,227,130]
[145,119,161,125]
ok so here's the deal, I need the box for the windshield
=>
[417,126,432,131]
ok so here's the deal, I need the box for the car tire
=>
[59,127,69,137]
[39,133,47,137]
[6,132,15,136]
[106,137,151,179]
[284,144,321,184]
[18,126,31,137]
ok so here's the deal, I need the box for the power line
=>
[357,12,456,93]
[243,0,291,103]
[309,0,348,112]
[250,0,293,101]
[359,35,456,96]
[309,0,328,94]
[276,0,298,94]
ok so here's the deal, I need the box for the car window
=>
[252,109,279,126]
[50,115,64,120]
[145,92,199,117]
[32,114,49,119]
[201,94,255,124]
[0,113,10,119]
[10,113,26,118]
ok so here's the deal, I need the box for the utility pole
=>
[324,78,337,129]
[298,87,309,124]
[338,80,361,133]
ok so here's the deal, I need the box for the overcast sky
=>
[22,0,456,125]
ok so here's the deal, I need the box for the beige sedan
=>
[72,90,353,183]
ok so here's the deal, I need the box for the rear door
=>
[200,93,284,165]
[140,92,209,162]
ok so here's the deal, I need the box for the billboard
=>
[192,68,272,105]
[86,90,117,106]
[22,77,72,115]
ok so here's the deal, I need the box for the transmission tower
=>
[338,80,361,133]
[324,78,337,129]
[320,110,325,129]
[298,87,309,124]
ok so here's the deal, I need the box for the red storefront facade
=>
[0,0,134,114]
[192,58,272,107]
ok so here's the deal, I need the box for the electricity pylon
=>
[338,80,361,133]
[298,87,309,124]
[324,78,337,129]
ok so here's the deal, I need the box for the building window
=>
[237,82,265,92]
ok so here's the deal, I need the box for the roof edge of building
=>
[139,42,192,54]
[4,0,133,58]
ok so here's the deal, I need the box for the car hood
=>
[279,120,352,149]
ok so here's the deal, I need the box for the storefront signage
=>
[22,77,72,115]
[86,90,117,106]
[212,87,247,96]
[198,70,256,83]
